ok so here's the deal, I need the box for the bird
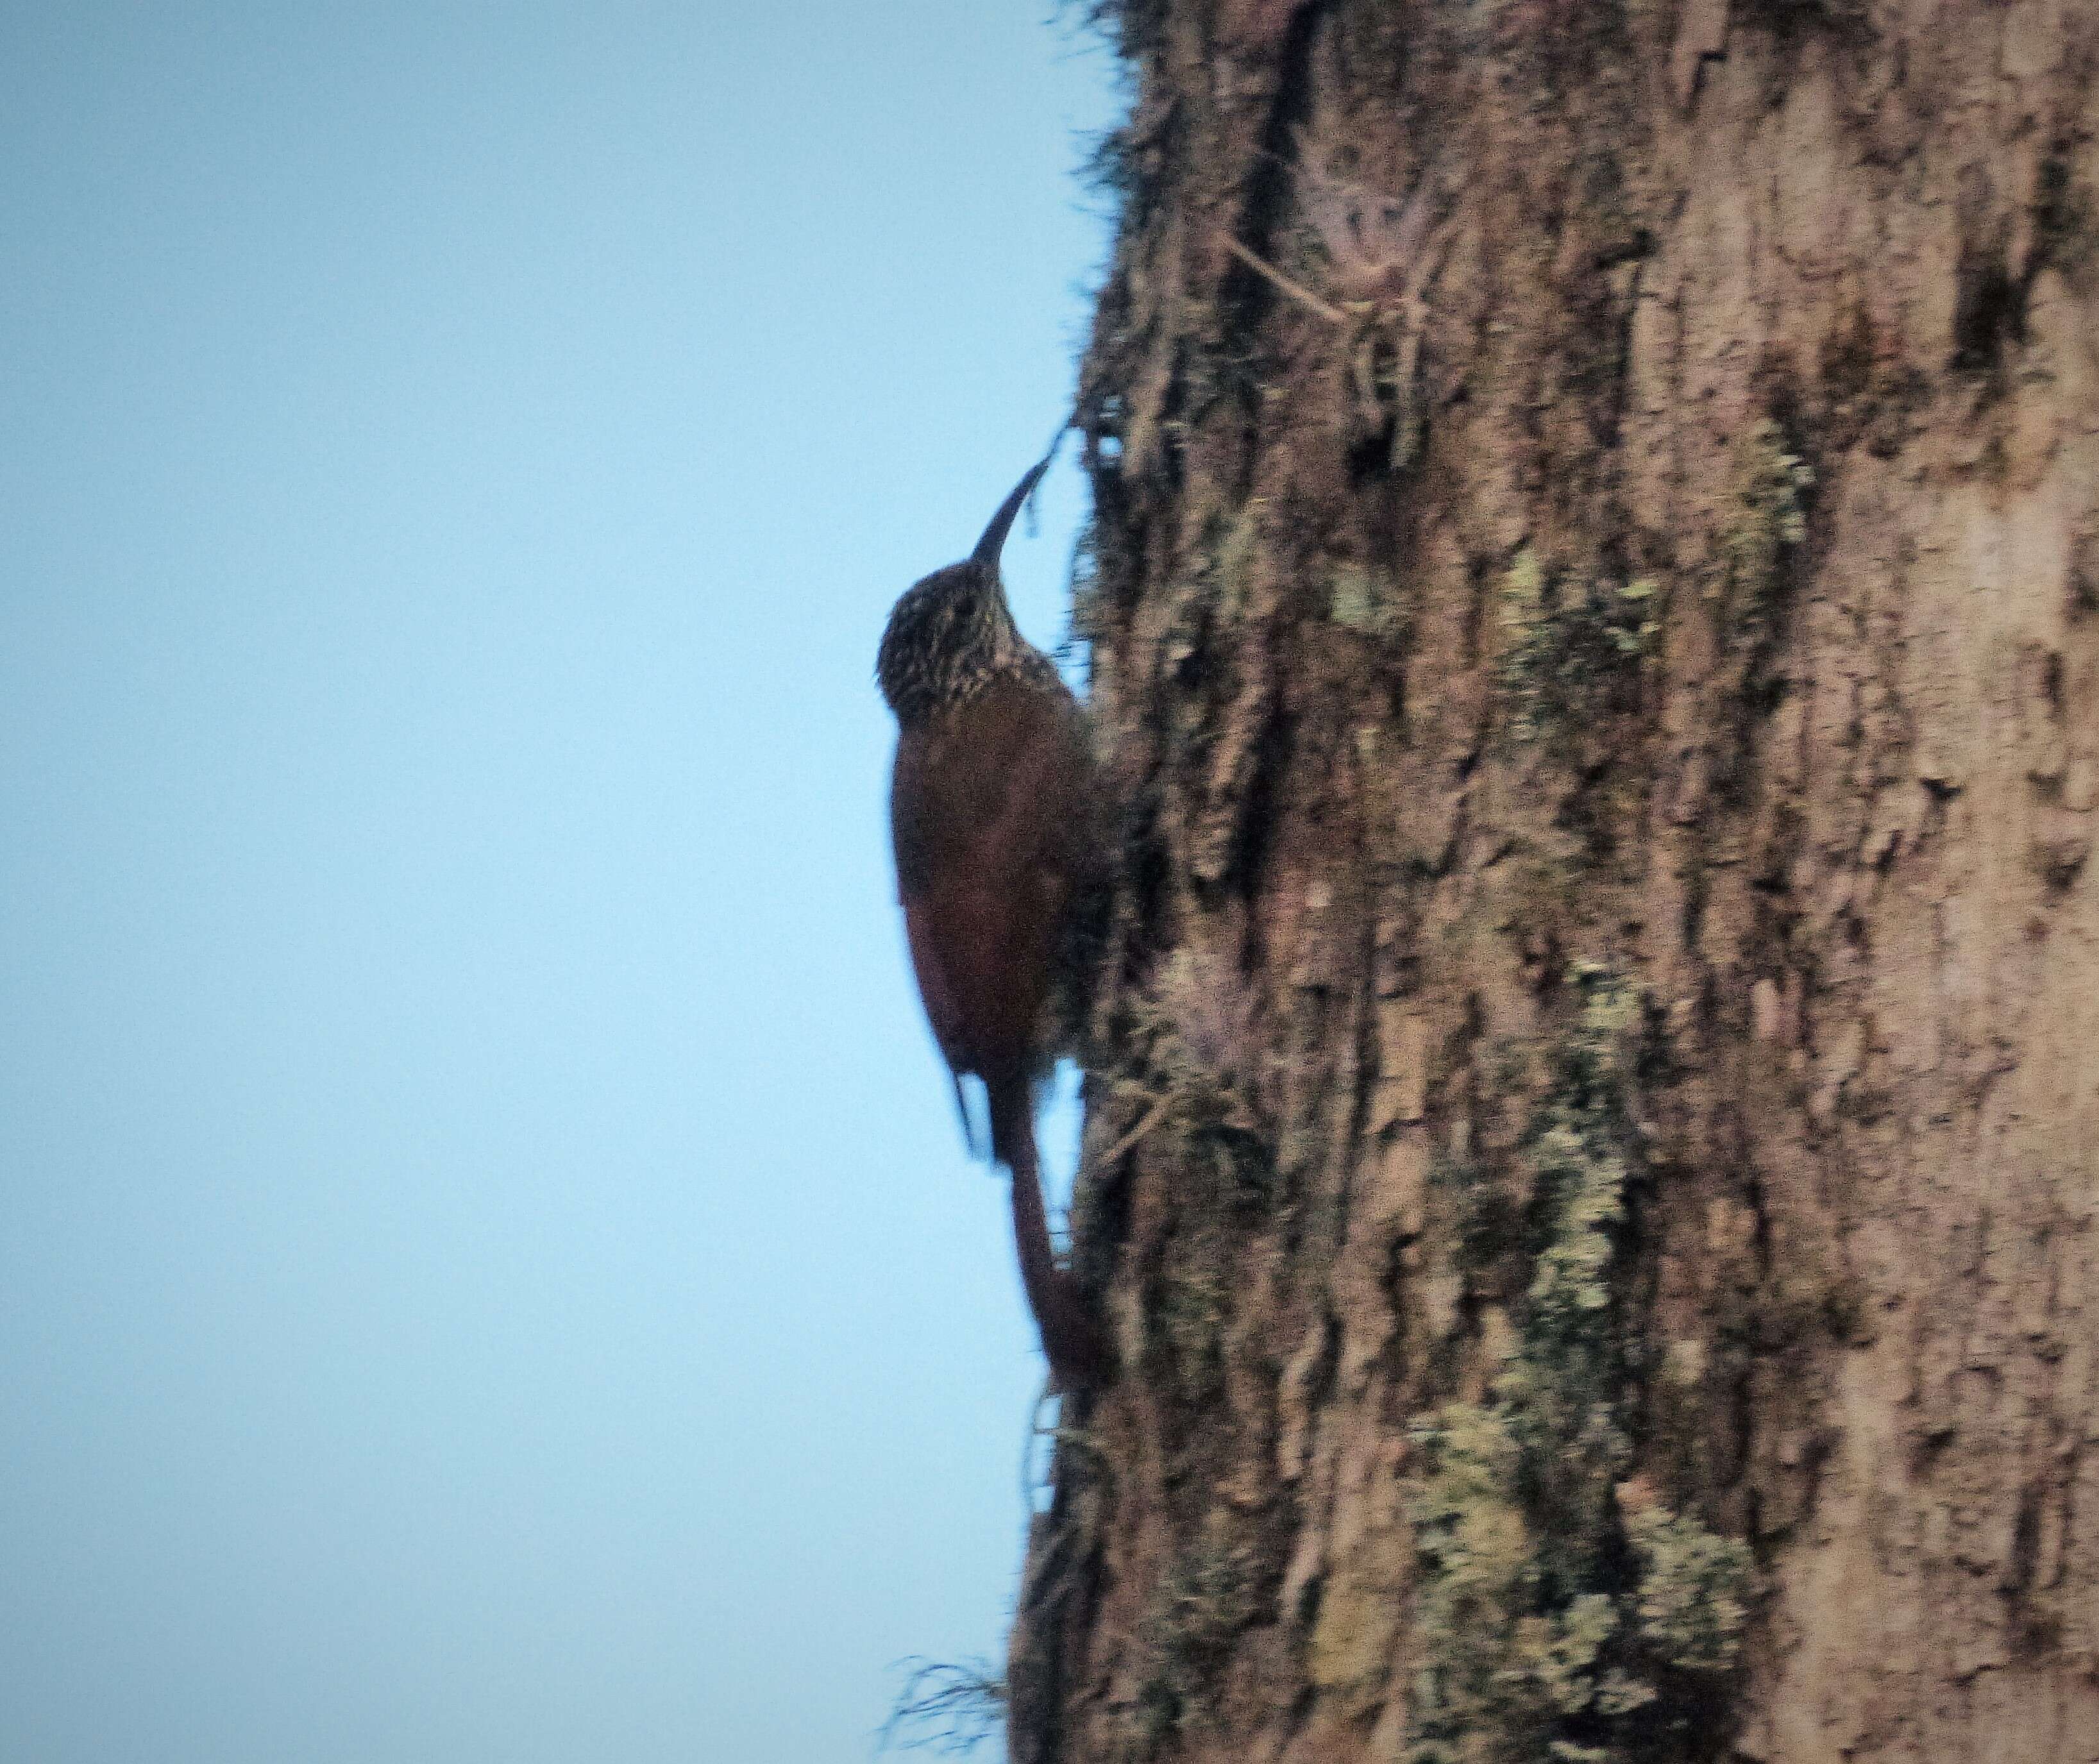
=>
[877,448,1113,1393]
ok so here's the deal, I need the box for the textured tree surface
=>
[1011,3,2099,1760]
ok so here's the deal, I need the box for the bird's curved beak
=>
[970,442,1060,571]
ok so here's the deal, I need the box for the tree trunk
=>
[1010,3,2099,1760]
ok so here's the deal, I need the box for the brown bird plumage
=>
[878,452,1111,1391]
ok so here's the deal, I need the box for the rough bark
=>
[1011,2,2099,1760]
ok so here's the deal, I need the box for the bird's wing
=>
[889,678,1095,1088]
[900,889,990,1154]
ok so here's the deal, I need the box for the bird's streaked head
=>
[877,452,1056,724]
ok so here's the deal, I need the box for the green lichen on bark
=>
[1091,952,1276,1409]
[1131,1510,1264,1748]
[1329,559,1411,644]
[1496,548,1659,744]
[1403,969,1751,1764]
[1714,419,1811,655]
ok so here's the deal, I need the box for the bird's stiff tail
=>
[988,1073,1111,1393]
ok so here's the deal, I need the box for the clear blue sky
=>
[0,7,1118,1760]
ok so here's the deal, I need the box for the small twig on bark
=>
[1218,232,1345,324]
[1100,1094,1174,1165]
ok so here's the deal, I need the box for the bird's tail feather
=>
[988,1072,1110,1393]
